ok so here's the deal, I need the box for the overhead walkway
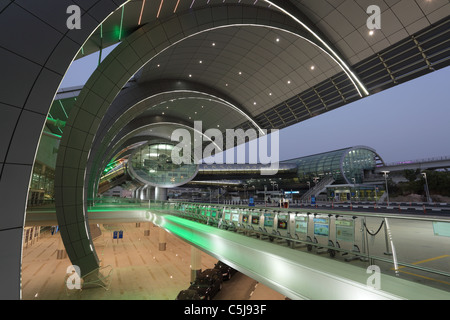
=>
[25,201,450,300]
[375,156,450,173]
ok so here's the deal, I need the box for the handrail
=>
[161,201,450,285]
[170,200,450,223]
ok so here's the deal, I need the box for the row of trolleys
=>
[171,203,364,258]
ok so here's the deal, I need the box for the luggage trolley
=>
[204,205,212,224]
[250,210,261,237]
[293,213,309,249]
[312,213,336,256]
[335,216,362,262]
[208,206,219,227]
[229,208,240,231]
[188,204,198,220]
[240,210,251,234]
[275,212,291,246]
[261,209,276,241]
[221,207,233,230]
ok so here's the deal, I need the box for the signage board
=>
[295,216,308,234]
[313,217,329,236]
[336,219,354,242]
[433,222,450,237]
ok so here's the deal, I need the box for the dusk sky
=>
[61,47,450,164]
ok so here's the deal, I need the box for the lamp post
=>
[381,171,390,205]
[422,172,432,203]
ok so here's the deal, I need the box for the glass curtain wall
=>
[130,143,198,187]
[286,147,381,184]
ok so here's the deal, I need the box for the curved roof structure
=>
[282,145,385,184]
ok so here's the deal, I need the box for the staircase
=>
[301,176,335,201]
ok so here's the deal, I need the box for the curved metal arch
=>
[55,4,368,276]
[92,119,224,201]
[85,80,256,203]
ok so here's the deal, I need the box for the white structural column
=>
[140,185,148,200]
[144,222,151,237]
[155,187,167,201]
[190,246,202,283]
[56,233,67,260]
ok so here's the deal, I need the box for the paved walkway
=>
[22,223,219,300]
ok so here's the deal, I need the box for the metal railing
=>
[152,201,450,292]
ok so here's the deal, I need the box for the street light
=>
[422,172,432,203]
[381,171,390,205]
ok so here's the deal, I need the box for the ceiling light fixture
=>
[157,0,164,18]
[138,0,146,25]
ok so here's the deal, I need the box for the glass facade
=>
[29,162,55,206]
[283,146,383,184]
[341,148,378,183]
[129,142,198,188]
[30,162,55,198]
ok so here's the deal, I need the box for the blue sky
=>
[61,48,450,164]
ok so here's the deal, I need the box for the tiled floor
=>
[21,223,218,300]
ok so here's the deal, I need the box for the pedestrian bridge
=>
[375,156,450,172]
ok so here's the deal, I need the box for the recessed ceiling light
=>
[225,83,229,87]
[269,92,272,96]
[238,71,242,75]
[157,64,160,67]
[253,102,257,105]
[217,125,220,128]
[162,112,165,115]
[310,65,315,70]
[189,74,192,78]
[199,60,203,64]
[212,42,216,46]
[369,30,374,36]
[287,80,291,84]
[276,38,280,42]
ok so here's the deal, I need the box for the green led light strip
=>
[119,5,125,40]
